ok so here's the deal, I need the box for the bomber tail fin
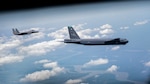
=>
[68,26,80,39]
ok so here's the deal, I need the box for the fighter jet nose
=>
[126,40,129,44]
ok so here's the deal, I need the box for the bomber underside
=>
[64,39,128,45]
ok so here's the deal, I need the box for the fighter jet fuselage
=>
[12,28,39,35]
[63,26,128,45]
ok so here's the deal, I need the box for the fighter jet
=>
[12,28,39,35]
[63,26,128,45]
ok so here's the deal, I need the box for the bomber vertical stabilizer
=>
[68,26,80,39]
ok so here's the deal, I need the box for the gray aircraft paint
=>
[12,28,39,35]
[64,26,128,45]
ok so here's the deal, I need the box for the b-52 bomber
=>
[63,26,128,45]
[12,28,39,35]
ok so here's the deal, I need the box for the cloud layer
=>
[20,61,65,82]
[83,58,109,67]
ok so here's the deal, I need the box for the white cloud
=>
[107,65,118,72]
[74,23,87,30]
[43,62,57,68]
[0,55,24,66]
[20,61,65,82]
[100,24,112,29]
[34,59,51,64]
[83,58,108,67]
[72,24,114,39]
[144,61,150,67]
[18,39,64,56]
[95,75,99,78]
[80,83,89,84]
[134,20,149,26]
[111,46,120,51]
[100,28,114,35]
[0,38,23,61]
[99,24,114,35]
[78,29,93,38]
[48,27,68,39]
[20,70,52,82]
[78,28,100,39]
[0,38,22,52]
[65,79,82,84]
[120,26,129,30]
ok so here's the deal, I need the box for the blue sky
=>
[0,1,150,84]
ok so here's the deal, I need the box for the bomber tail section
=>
[68,26,80,39]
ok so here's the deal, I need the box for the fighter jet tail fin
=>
[15,28,20,33]
[12,28,20,35]
[68,26,80,39]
